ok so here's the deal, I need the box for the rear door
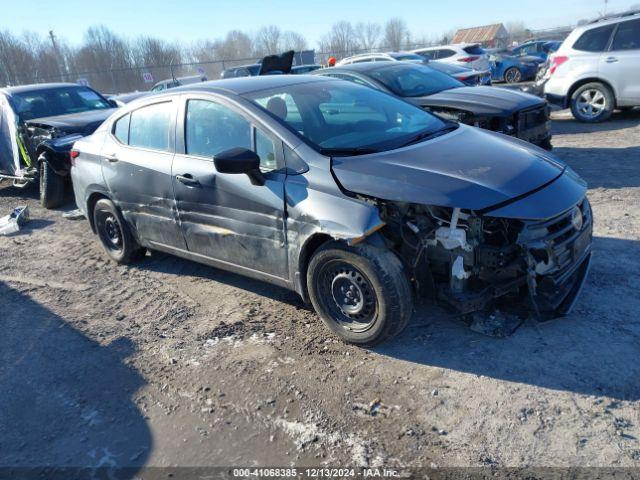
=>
[600,19,640,104]
[102,100,186,249]
[171,95,289,278]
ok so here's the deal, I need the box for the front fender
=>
[285,169,385,299]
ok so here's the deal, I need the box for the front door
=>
[600,18,640,104]
[172,97,288,279]
[102,100,186,249]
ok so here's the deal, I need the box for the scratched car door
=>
[172,96,288,279]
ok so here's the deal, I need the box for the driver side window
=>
[185,99,251,158]
[185,99,280,171]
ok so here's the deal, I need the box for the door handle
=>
[605,57,619,63]
[104,153,118,163]
[176,174,201,187]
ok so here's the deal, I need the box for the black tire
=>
[504,67,522,84]
[570,82,614,123]
[39,154,65,209]
[307,241,413,345]
[93,198,145,264]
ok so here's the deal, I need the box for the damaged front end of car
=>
[367,197,592,334]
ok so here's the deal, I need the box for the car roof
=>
[170,74,334,96]
[574,9,640,30]
[321,61,421,74]
[1,82,87,95]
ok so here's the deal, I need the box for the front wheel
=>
[307,242,413,345]
[93,198,145,264]
[39,154,65,209]
[570,82,614,123]
[504,67,522,84]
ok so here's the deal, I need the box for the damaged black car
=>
[0,83,117,208]
[71,76,591,345]
[314,62,553,150]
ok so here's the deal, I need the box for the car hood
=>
[26,108,116,135]
[331,124,567,212]
[407,86,544,116]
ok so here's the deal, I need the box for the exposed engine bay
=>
[373,198,593,333]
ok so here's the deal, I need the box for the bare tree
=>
[319,21,357,57]
[134,37,182,67]
[354,22,381,51]
[383,18,408,51]
[254,25,282,56]
[281,31,308,52]
[213,30,254,61]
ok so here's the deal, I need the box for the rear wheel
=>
[570,82,614,123]
[93,198,145,264]
[39,154,65,209]
[307,241,413,345]
[504,67,522,84]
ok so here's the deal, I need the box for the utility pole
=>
[48,30,66,82]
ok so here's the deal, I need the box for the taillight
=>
[70,149,80,166]
[549,55,569,75]
[458,56,479,63]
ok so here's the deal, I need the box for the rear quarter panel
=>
[70,130,109,215]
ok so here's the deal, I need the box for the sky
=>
[1,0,637,46]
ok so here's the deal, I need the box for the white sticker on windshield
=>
[78,90,101,102]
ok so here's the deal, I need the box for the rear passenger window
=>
[573,25,615,52]
[416,50,435,60]
[185,99,251,158]
[438,49,456,59]
[611,19,640,51]
[129,102,172,151]
[113,114,130,144]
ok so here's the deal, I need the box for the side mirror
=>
[108,99,119,108]
[213,147,265,186]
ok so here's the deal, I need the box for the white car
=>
[544,10,640,122]
[411,43,491,72]
[336,52,426,66]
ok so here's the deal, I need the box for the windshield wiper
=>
[399,124,458,148]
[319,147,380,157]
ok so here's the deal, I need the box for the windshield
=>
[369,64,464,97]
[11,86,112,120]
[244,80,449,154]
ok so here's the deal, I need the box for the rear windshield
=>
[11,86,111,120]
[463,45,485,55]
[573,24,615,52]
[369,64,464,97]
[244,80,449,154]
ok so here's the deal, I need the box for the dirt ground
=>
[1,108,639,473]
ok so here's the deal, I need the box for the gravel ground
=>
[1,108,639,473]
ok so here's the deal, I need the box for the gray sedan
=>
[70,75,592,344]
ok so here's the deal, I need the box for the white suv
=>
[411,44,490,72]
[544,11,640,122]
